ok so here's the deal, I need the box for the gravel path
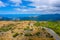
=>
[44,27,60,40]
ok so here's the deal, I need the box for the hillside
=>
[0,21,55,40]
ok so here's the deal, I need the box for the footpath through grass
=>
[34,21,60,36]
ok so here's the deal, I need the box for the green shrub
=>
[34,21,40,27]
[0,24,14,32]
[24,33,32,36]
[13,33,19,37]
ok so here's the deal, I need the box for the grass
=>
[24,26,33,31]
[24,33,33,36]
[34,21,60,36]
[34,21,40,27]
[0,24,15,32]
[13,33,19,37]
[35,32,41,36]
[0,21,56,40]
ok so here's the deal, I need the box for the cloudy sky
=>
[0,0,60,14]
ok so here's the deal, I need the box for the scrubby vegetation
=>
[0,24,15,32]
[34,21,60,36]
[0,21,59,40]
[13,33,19,37]
[34,21,40,27]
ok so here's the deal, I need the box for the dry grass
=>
[0,21,55,40]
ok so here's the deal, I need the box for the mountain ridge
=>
[0,14,60,21]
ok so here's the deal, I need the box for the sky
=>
[0,0,60,14]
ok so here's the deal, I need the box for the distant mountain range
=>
[0,14,60,21]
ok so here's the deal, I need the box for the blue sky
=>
[0,0,60,14]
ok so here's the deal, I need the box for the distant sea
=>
[0,14,60,21]
[0,14,39,17]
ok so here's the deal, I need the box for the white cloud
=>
[12,0,60,14]
[10,0,22,3]
[0,1,6,7]
[25,0,60,13]
[10,0,22,6]
[15,8,28,12]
